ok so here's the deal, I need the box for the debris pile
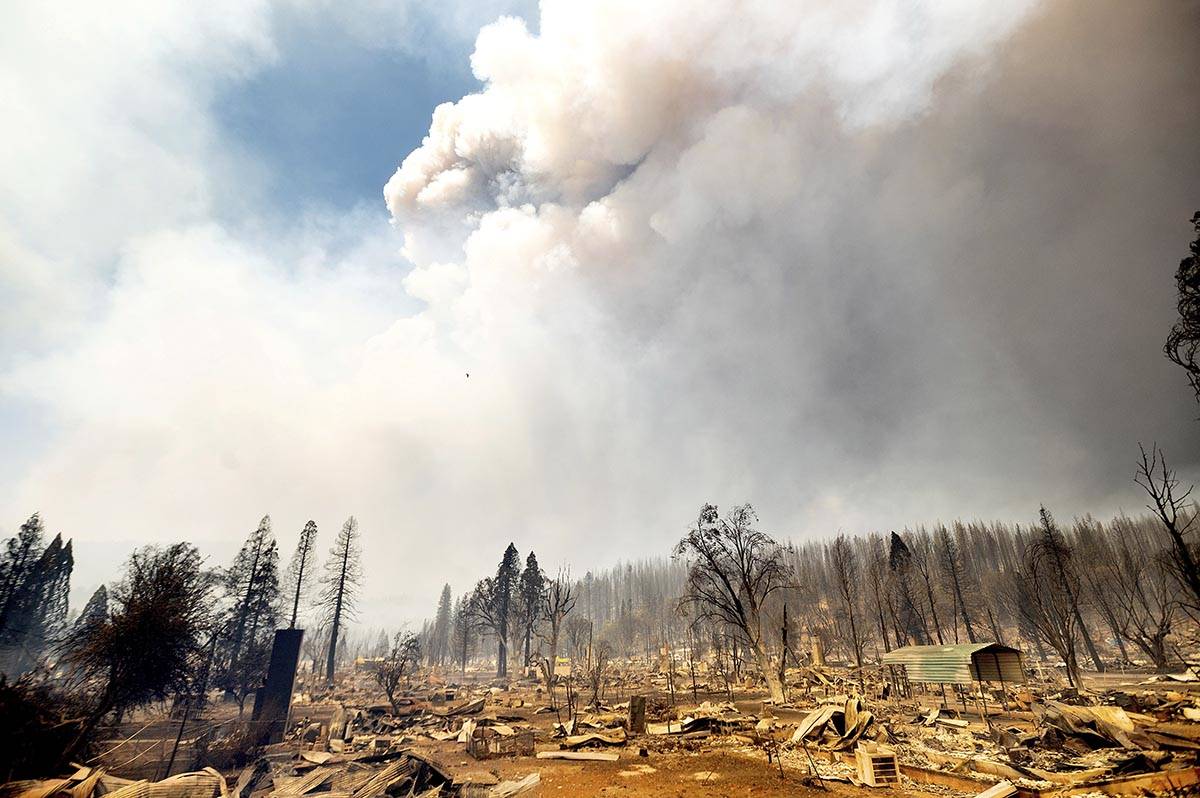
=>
[17,651,1200,798]
[294,666,1200,796]
[9,766,230,798]
[788,696,880,751]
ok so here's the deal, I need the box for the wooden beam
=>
[898,764,1040,798]
[1046,766,1200,797]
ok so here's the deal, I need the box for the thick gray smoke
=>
[4,0,1197,624]
[382,0,1200,552]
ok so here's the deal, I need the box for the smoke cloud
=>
[381,0,1200,541]
[2,0,1198,624]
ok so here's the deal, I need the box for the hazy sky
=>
[2,0,1198,626]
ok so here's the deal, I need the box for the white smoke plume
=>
[3,0,1198,623]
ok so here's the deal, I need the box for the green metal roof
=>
[881,642,1023,684]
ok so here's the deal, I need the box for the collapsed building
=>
[15,634,1200,798]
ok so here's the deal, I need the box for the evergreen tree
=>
[0,516,74,675]
[319,517,362,685]
[63,543,212,761]
[0,514,47,645]
[1035,506,1105,673]
[430,584,452,666]
[469,543,520,677]
[60,584,107,683]
[518,552,545,666]
[1165,211,1200,401]
[285,520,318,628]
[374,628,390,657]
[20,535,73,667]
[451,595,473,678]
[498,543,520,672]
[887,532,930,646]
[935,524,977,643]
[75,586,109,633]
[218,516,280,714]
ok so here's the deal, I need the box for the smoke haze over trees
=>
[0,0,1196,627]
[423,501,1199,686]
[2,2,1200,784]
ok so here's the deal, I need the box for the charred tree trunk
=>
[325,545,349,685]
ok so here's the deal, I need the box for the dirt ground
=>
[511,752,872,797]
[422,740,892,798]
[89,667,1200,798]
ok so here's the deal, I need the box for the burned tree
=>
[1102,517,1178,670]
[538,570,576,707]
[0,514,47,643]
[429,584,452,666]
[974,522,1016,645]
[1075,517,1134,662]
[301,622,330,681]
[1007,515,1087,686]
[936,524,977,644]
[564,616,592,664]
[220,518,274,674]
[319,516,362,685]
[217,516,280,714]
[828,534,865,672]
[887,532,931,646]
[675,503,791,703]
[1037,507,1104,673]
[583,638,613,707]
[0,515,74,676]
[285,520,318,629]
[1165,211,1200,402]
[468,578,506,677]
[63,543,213,760]
[684,618,706,700]
[74,585,108,635]
[469,543,520,677]
[863,533,893,653]
[907,529,946,645]
[451,595,474,678]
[375,631,421,712]
[1136,443,1200,616]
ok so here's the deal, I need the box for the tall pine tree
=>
[0,514,47,644]
[888,532,931,646]
[75,585,109,633]
[22,535,73,667]
[469,543,520,677]
[285,520,319,628]
[218,516,280,713]
[430,584,452,666]
[319,517,361,685]
[451,594,473,678]
[518,552,545,667]
[0,515,74,675]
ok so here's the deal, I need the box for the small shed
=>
[881,642,1024,686]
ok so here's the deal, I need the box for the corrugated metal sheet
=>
[881,643,1023,684]
[972,648,1024,684]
